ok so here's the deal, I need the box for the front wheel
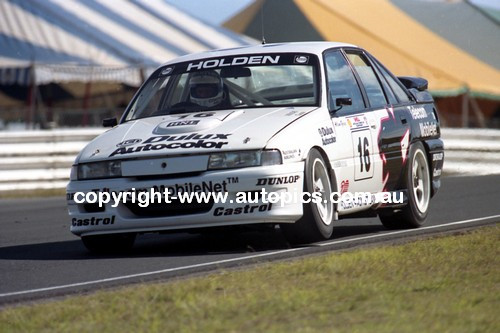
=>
[380,142,430,229]
[281,149,335,244]
[81,233,136,254]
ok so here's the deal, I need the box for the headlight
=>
[70,165,78,181]
[77,161,121,180]
[208,150,282,170]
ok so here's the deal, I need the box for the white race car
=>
[66,42,444,252]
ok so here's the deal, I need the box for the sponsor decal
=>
[116,139,142,148]
[340,200,354,210]
[161,67,174,75]
[88,180,235,202]
[333,160,347,168]
[166,120,200,127]
[143,133,230,143]
[67,190,105,201]
[408,106,427,120]
[187,56,280,71]
[154,113,215,133]
[419,122,438,137]
[134,180,229,197]
[72,216,115,227]
[433,168,442,177]
[213,203,273,216]
[282,149,300,160]
[340,194,373,210]
[346,115,369,131]
[340,180,349,194]
[109,133,230,157]
[333,119,347,127]
[318,126,336,145]
[433,152,444,161]
[256,175,300,186]
[294,55,309,64]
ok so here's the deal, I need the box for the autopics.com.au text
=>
[72,188,403,208]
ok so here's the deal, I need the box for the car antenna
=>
[260,2,266,45]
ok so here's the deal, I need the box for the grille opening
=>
[83,203,105,213]
[124,199,213,217]
[134,171,204,181]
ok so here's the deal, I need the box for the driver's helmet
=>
[189,70,224,107]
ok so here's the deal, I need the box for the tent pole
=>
[461,89,469,128]
[82,81,92,126]
[35,85,48,129]
[26,64,36,130]
[25,81,31,130]
[139,66,145,84]
[469,95,485,128]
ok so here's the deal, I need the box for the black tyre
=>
[380,142,431,229]
[81,233,136,254]
[282,149,335,244]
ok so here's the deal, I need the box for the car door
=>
[368,55,414,192]
[325,49,408,204]
[323,49,377,204]
[345,50,412,194]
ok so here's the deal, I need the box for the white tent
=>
[0,0,254,86]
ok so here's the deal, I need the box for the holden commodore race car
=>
[66,42,444,252]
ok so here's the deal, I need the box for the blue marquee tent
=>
[0,0,254,86]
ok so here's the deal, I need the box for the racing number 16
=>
[357,136,371,172]
[352,130,373,180]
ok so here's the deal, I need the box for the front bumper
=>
[67,162,304,236]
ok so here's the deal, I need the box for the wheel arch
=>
[401,139,433,188]
[307,146,339,220]
[420,139,438,197]
[308,145,338,193]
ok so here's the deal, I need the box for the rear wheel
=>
[281,149,335,244]
[380,142,430,229]
[81,233,136,254]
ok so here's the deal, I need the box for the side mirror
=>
[336,97,352,106]
[330,95,352,113]
[102,117,117,127]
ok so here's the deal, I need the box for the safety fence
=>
[0,127,499,192]
[0,129,103,191]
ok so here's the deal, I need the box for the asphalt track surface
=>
[0,175,499,305]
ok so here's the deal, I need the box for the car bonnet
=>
[76,106,317,163]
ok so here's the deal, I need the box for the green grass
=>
[1,226,498,332]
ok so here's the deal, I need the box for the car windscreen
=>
[124,53,319,121]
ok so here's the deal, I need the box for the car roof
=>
[162,41,357,65]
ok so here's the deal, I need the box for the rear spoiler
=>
[398,76,433,103]
[398,76,428,91]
